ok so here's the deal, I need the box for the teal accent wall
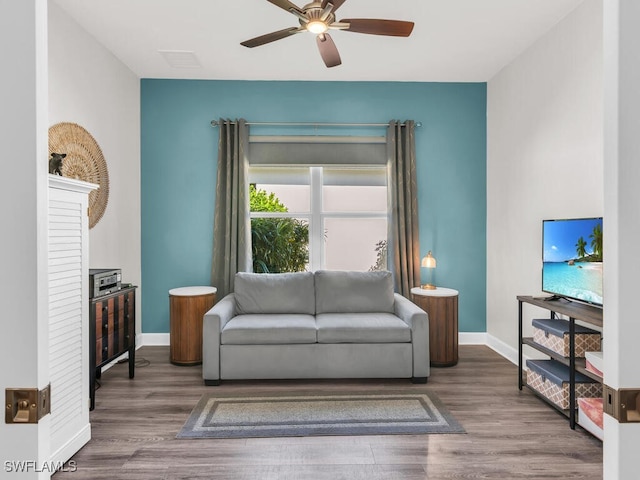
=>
[141,80,486,333]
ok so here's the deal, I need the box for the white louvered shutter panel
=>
[48,176,97,465]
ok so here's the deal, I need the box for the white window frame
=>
[250,165,388,271]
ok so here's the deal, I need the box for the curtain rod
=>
[210,120,422,128]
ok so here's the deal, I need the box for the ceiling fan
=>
[240,0,414,68]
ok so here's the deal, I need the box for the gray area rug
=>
[177,390,465,438]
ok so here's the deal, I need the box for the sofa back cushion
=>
[234,272,315,315]
[314,270,395,314]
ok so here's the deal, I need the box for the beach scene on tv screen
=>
[543,218,603,304]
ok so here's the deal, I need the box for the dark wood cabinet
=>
[89,286,137,410]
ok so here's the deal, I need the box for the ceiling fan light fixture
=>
[307,20,328,34]
[240,0,414,68]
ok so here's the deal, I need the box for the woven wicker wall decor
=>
[48,122,109,228]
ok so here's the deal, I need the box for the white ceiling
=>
[52,0,585,82]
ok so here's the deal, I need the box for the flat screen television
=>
[542,217,603,306]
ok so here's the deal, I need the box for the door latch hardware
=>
[603,385,640,423]
[5,385,51,424]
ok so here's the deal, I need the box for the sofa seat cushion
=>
[316,313,411,344]
[221,314,317,345]
[234,272,316,315]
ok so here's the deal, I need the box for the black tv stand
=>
[532,294,567,302]
[517,295,603,432]
[543,295,568,302]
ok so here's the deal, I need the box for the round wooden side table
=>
[410,286,459,367]
[169,286,217,366]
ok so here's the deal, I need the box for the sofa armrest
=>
[202,293,236,382]
[394,293,430,378]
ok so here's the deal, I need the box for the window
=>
[249,166,388,272]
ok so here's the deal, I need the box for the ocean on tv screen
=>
[542,261,602,304]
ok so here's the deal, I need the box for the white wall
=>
[0,1,51,474]
[48,2,141,332]
[602,0,640,476]
[487,0,603,351]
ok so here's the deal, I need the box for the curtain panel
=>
[211,119,251,298]
[387,120,421,296]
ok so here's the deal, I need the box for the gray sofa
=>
[202,270,429,385]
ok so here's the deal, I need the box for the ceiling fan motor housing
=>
[299,2,336,28]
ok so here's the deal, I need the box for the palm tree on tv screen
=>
[589,223,603,261]
[575,236,587,259]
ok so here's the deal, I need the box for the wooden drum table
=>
[410,287,459,367]
[169,286,217,365]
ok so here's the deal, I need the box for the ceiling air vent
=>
[158,50,201,69]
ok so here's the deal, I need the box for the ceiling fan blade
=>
[266,0,304,16]
[321,0,347,13]
[341,19,414,37]
[316,33,341,68]
[241,27,304,48]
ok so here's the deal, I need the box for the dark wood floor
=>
[54,345,602,479]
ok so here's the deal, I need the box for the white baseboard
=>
[486,334,519,365]
[141,332,491,347]
[459,333,527,366]
[459,332,488,345]
[50,423,91,467]
[139,333,170,346]
[137,332,523,366]
[485,333,543,366]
